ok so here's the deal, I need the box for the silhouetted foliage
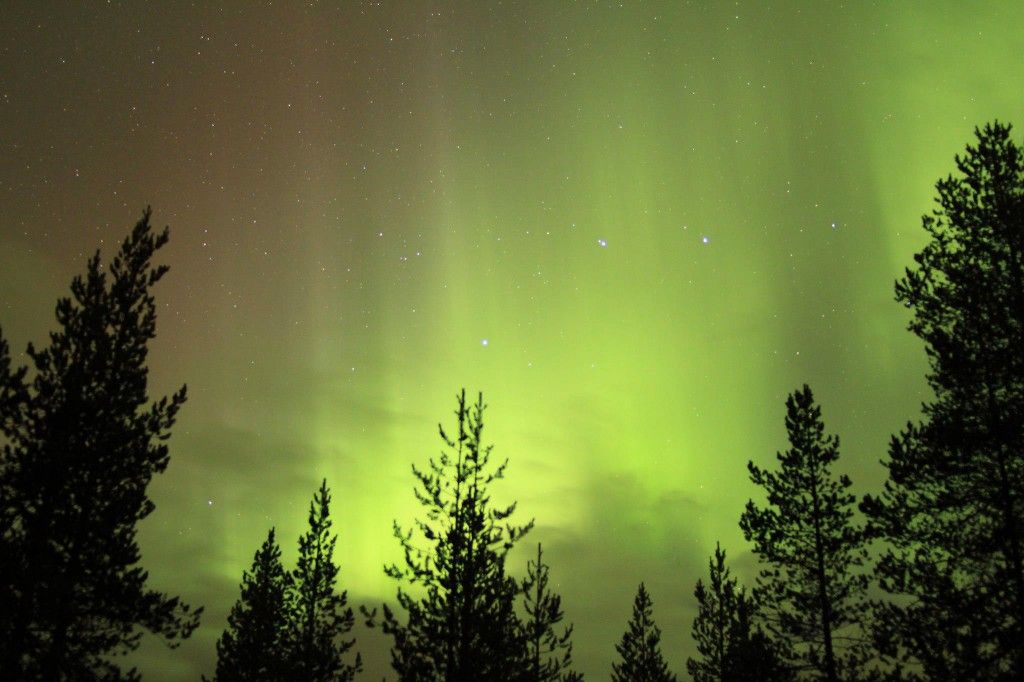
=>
[861,121,1024,681]
[687,543,790,682]
[722,591,792,682]
[211,481,359,681]
[687,543,738,682]
[611,583,677,682]
[368,389,533,681]
[213,529,292,682]
[0,331,28,670]
[287,479,361,681]
[740,385,869,682]
[520,543,581,681]
[0,210,201,679]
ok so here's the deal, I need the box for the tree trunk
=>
[809,464,838,682]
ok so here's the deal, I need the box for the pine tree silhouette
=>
[520,543,581,681]
[287,479,361,681]
[368,389,533,681]
[721,591,791,682]
[861,121,1024,680]
[687,543,737,682]
[740,385,869,682]
[611,583,677,682]
[0,210,201,679]
[687,543,789,682]
[0,331,28,668]
[213,529,292,681]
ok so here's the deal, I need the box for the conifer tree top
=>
[611,583,677,682]
[374,389,533,680]
[0,209,201,679]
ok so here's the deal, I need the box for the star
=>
[701,235,710,244]
[481,339,489,347]
[597,238,608,247]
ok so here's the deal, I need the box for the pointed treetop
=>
[611,583,677,682]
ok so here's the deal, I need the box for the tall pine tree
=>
[213,529,292,682]
[371,389,533,681]
[287,479,361,681]
[611,583,677,682]
[861,121,1024,680]
[0,210,201,679]
[740,385,869,682]
[687,543,788,682]
[520,543,581,681]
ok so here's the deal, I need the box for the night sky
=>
[2,2,1022,679]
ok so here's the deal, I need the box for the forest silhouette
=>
[1,122,1022,680]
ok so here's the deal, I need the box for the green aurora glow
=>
[1,2,1023,678]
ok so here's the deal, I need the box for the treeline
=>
[0,122,1022,680]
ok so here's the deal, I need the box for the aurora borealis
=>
[1,1,1023,678]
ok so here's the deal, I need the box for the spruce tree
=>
[611,583,677,682]
[739,385,869,682]
[371,389,533,681]
[288,479,361,681]
[213,529,292,682]
[0,210,201,679]
[520,543,581,681]
[687,543,788,682]
[687,543,737,682]
[861,121,1024,680]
